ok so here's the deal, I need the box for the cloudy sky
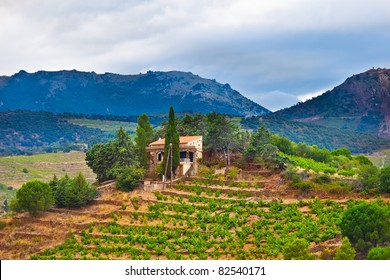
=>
[0,0,389,111]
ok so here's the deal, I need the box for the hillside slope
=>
[274,68,390,138]
[0,70,269,116]
[0,110,108,155]
[241,115,390,153]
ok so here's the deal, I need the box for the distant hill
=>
[0,70,269,116]
[241,115,390,154]
[0,110,108,155]
[274,68,390,138]
[2,109,390,156]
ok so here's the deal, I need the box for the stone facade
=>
[146,136,202,177]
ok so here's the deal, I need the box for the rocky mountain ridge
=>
[0,70,269,116]
[274,68,390,138]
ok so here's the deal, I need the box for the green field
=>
[0,151,96,189]
[68,118,137,136]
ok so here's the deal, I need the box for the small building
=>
[146,136,202,176]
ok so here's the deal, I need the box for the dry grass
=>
[0,151,96,189]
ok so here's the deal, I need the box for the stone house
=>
[146,136,202,176]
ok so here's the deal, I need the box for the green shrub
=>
[22,168,29,174]
[379,167,390,193]
[227,167,239,179]
[115,167,146,191]
[354,155,373,166]
[282,239,315,260]
[338,169,356,177]
[291,180,316,197]
[131,212,139,220]
[50,173,97,208]
[367,247,390,260]
[320,248,335,260]
[155,163,164,179]
[312,174,331,184]
[340,201,390,256]
[283,154,336,173]
[331,148,352,159]
[197,166,212,177]
[292,181,315,192]
[358,165,380,191]
[334,237,356,260]
[326,184,349,195]
[11,180,54,216]
[324,168,337,174]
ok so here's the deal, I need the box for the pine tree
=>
[113,127,137,168]
[135,114,154,169]
[163,107,180,178]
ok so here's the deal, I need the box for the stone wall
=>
[142,180,165,191]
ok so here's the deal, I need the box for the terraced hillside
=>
[0,169,387,260]
[0,151,95,189]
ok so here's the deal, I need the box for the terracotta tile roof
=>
[149,135,202,146]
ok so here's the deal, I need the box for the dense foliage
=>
[357,165,390,193]
[379,167,390,193]
[176,113,207,136]
[115,167,146,191]
[334,237,356,260]
[49,173,96,208]
[244,126,272,161]
[366,247,390,260]
[340,201,390,256]
[240,126,390,195]
[282,239,315,260]
[204,112,241,166]
[86,128,138,182]
[10,180,54,216]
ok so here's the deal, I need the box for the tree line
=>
[10,173,96,216]
[8,108,390,217]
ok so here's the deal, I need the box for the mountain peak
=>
[274,68,390,138]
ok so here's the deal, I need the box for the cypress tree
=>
[135,114,154,169]
[163,107,180,178]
